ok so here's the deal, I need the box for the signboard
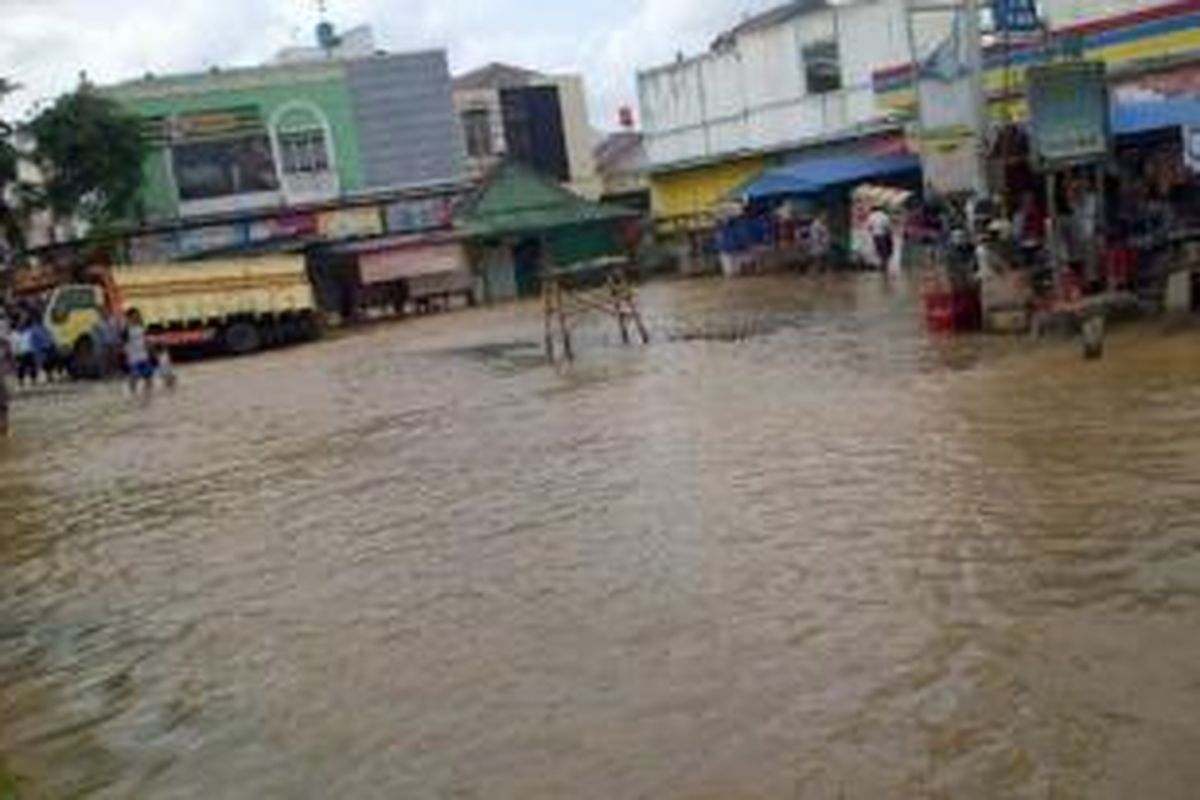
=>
[384,197,454,234]
[359,242,467,285]
[1028,62,1111,167]
[917,127,986,195]
[317,206,383,240]
[992,0,1040,32]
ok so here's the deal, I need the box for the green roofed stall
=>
[458,161,640,298]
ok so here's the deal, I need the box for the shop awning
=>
[736,151,920,201]
[1112,97,1200,136]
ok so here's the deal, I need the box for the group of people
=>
[1,306,62,387]
[0,304,175,437]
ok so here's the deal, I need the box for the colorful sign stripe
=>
[875,0,1200,109]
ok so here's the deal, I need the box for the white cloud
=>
[0,0,783,128]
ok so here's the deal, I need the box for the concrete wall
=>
[452,71,600,197]
[454,87,508,178]
[638,0,909,170]
[547,75,602,199]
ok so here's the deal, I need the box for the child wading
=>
[123,309,155,396]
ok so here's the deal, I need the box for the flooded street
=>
[2,274,1200,798]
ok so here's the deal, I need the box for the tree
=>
[28,85,147,230]
[0,80,26,257]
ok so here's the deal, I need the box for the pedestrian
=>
[809,212,832,273]
[28,316,56,382]
[867,205,895,271]
[12,316,37,387]
[91,308,121,378]
[154,345,177,391]
[123,308,155,396]
[0,317,11,437]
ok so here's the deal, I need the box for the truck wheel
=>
[223,322,262,355]
[70,336,102,380]
[297,313,321,341]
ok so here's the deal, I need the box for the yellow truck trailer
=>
[44,256,320,377]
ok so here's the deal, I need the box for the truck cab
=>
[44,283,108,378]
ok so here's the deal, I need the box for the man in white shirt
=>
[809,213,832,272]
[867,206,894,270]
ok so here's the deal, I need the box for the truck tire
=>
[223,322,262,356]
[297,312,321,342]
[69,336,102,380]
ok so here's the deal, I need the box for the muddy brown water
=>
[1,275,1199,799]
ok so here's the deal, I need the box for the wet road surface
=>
[2,275,1200,798]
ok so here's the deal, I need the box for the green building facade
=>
[106,50,466,222]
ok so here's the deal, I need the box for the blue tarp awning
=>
[1112,98,1200,136]
[737,151,920,201]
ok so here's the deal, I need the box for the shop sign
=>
[318,206,383,240]
[247,212,319,243]
[1028,61,1110,167]
[384,197,454,234]
[177,224,244,258]
[359,242,467,285]
[918,127,986,196]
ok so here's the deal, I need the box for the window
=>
[172,135,280,201]
[802,40,842,95]
[462,108,493,158]
[279,129,331,175]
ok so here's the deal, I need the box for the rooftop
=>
[711,0,831,50]
[452,62,545,92]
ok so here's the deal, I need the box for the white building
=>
[638,0,910,172]
[452,63,601,199]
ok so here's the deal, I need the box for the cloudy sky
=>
[0,0,784,127]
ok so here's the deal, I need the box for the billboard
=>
[1027,62,1110,168]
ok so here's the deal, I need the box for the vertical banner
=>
[915,12,986,195]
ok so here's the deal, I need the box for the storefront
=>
[716,140,920,274]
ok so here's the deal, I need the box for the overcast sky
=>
[0,0,784,128]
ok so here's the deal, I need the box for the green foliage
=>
[0,111,24,256]
[28,86,147,226]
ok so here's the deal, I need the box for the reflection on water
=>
[2,275,1200,798]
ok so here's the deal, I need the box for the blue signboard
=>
[992,0,1040,32]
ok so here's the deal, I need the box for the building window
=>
[172,135,280,201]
[802,40,842,95]
[462,108,493,158]
[279,129,331,175]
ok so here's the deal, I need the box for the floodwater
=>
[2,275,1200,799]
